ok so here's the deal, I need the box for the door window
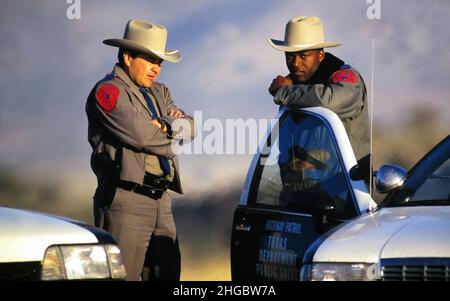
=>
[251,111,356,218]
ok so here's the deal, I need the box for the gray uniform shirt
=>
[273,65,370,162]
[86,64,197,193]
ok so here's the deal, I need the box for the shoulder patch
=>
[96,83,119,112]
[332,69,358,84]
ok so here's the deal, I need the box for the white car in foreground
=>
[0,207,126,280]
[300,135,450,281]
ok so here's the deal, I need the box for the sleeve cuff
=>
[157,117,174,138]
[273,86,287,105]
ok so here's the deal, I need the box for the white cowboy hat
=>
[103,19,181,63]
[269,16,341,52]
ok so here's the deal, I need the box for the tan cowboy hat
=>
[103,19,181,63]
[269,16,341,52]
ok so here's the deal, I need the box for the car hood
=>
[0,207,98,262]
[313,206,450,263]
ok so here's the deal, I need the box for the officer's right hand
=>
[269,75,293,96]
[167,109,184,118]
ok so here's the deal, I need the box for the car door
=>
[231,108,363,280]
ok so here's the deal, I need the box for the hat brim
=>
[287,146,330,171]
[268,38,341,52]
[103,38,181,63]
[304,154,328,170]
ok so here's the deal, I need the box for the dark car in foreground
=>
[230,106,375,280]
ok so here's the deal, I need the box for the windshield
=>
[384,136,450,207]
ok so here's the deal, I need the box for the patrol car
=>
[300,135,450,281]
[0,207,126,280]
[231,106,375,281]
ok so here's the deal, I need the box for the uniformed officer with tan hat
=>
[86,19,197,281]
[268,16,371,185]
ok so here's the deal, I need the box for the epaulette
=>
[101,71,117,82]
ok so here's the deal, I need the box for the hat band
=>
[281,41,325,48]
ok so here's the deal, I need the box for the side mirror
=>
[349,164,364,181]
[375,164,407,194]
[287,188,336,216]
[349,155,371,182]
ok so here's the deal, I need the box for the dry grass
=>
[180,248,231,281]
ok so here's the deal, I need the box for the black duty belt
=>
[118,172,170,200]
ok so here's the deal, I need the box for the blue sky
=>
[1,0,449,199]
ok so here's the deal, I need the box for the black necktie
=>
[139,87,171,176]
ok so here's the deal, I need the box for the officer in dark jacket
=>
[268,16,371,185]
[86,19,197,280]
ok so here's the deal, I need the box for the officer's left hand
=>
[168,109,184,118]
[269,75,293,96]
[151,118,163,129]
[151,118,170,134]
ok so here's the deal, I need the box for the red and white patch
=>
[332,70,358,84]
[96,83,119,112]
